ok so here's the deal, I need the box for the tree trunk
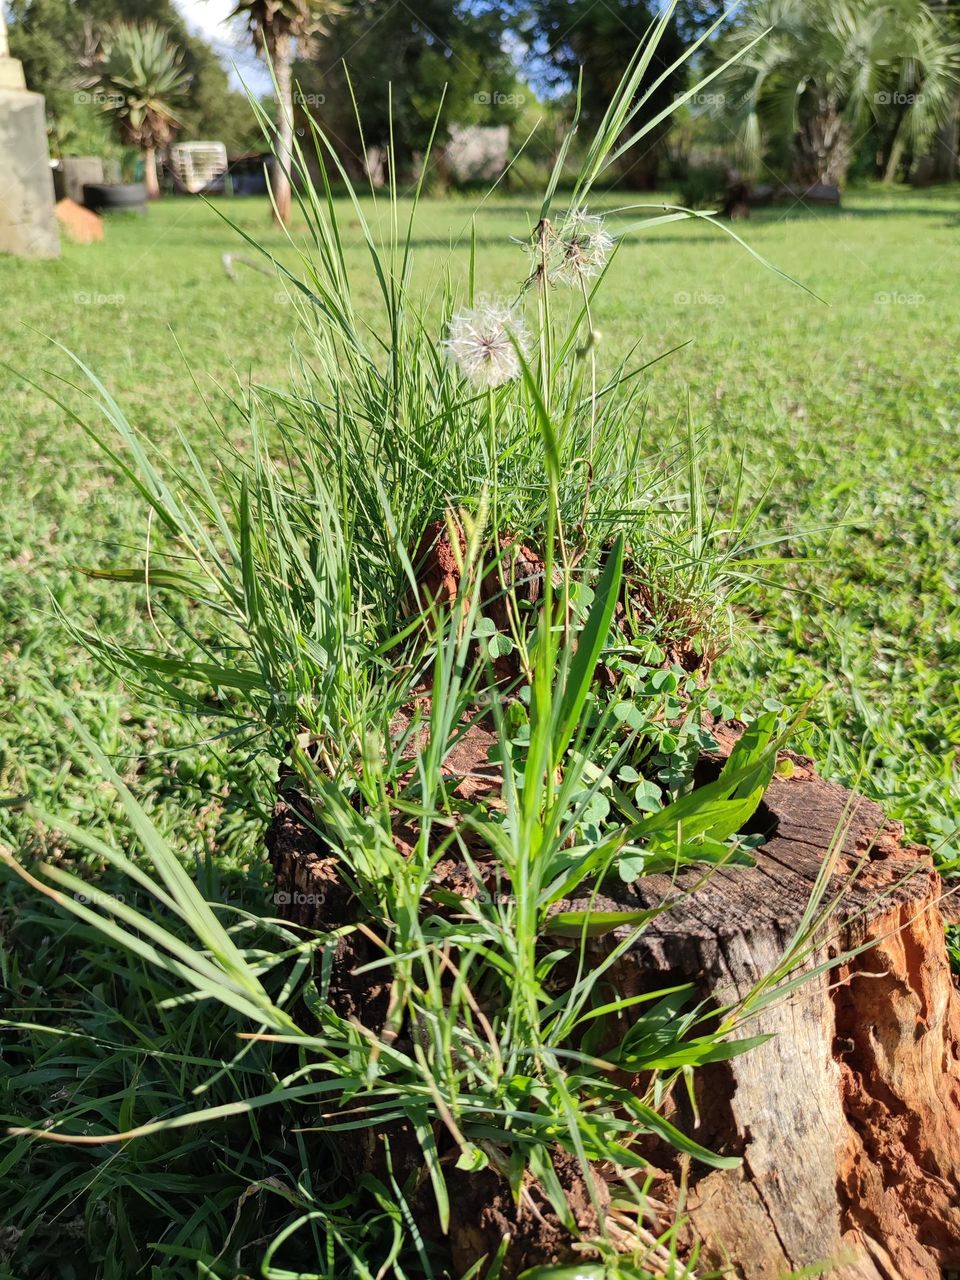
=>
[793,105,850,188]
[882,109,909,185]
[883,131,906,185]
[269,731,960,1277]
[930,93,960,181]
[272,31,294,227]
[144,144,159,199]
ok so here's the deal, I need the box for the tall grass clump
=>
[3,6,820,1276]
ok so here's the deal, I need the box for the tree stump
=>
[563,743,960,1279]
[268,740,960,1279]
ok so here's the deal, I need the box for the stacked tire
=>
[82,183,148,214]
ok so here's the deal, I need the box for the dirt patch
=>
[411,518,545,631]
[447,1149,608,1278]
[266,796,392,1029]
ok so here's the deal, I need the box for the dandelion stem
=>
[487,384,498,533]
[580,278,598,452]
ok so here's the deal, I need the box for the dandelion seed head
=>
[444,299,529,389]
[552,207,615,285]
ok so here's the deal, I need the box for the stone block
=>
[53,156,105,205]
[0,87,60,259]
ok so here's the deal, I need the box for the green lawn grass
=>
[2,184,959,1275]
[3,186,958,864]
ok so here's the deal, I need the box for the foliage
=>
[230,0,334,55]
[293,0,525,175]
[677,162,728,208]
[714,0,960,185]
[525,0,688,189]
[2,141,960,1280]
[7,0,258,158]
[7,0,89,120]
[87,20,191,153]
[48,97,126,165]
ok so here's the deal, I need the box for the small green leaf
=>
[487,633,514,659]
[618,851,646,882]
[613,701,646,730]
[633,780,662,812]
[455,1144,489,1172]
[545,908,658,937]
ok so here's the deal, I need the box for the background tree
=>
[229,0,340,224]
[673,0,729,42]
[880,0,960,179]
[88,20,192,196]
[716,0,960,187]
[526,0,687,189]
[291,0,522,183]
[917,0,960,177]
[8,0,259,161]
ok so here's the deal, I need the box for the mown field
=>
[3,185,958,871]
[1,184,960,1271]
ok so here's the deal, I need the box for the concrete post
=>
[0,6,61,258]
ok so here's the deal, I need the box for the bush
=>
[678,162,729,210]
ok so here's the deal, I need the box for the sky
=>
[172,0,273,93]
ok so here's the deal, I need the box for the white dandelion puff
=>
[552,208,615,286]
[443,299,530,389]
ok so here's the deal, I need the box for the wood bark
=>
[269,737,960,1278]
[144,144,159,200]
[272,31,293,227]
[793,105,850,188]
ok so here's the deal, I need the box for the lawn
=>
[3,185,958,863]
[1,183,959,1272]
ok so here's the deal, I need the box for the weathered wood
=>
[268,740,960,1278]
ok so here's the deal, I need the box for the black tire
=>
[82,182,148,213]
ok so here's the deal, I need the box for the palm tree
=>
[880,1,960,179]
[230,0,339,225]
[90,22,192,199]
[717,0,960,187]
